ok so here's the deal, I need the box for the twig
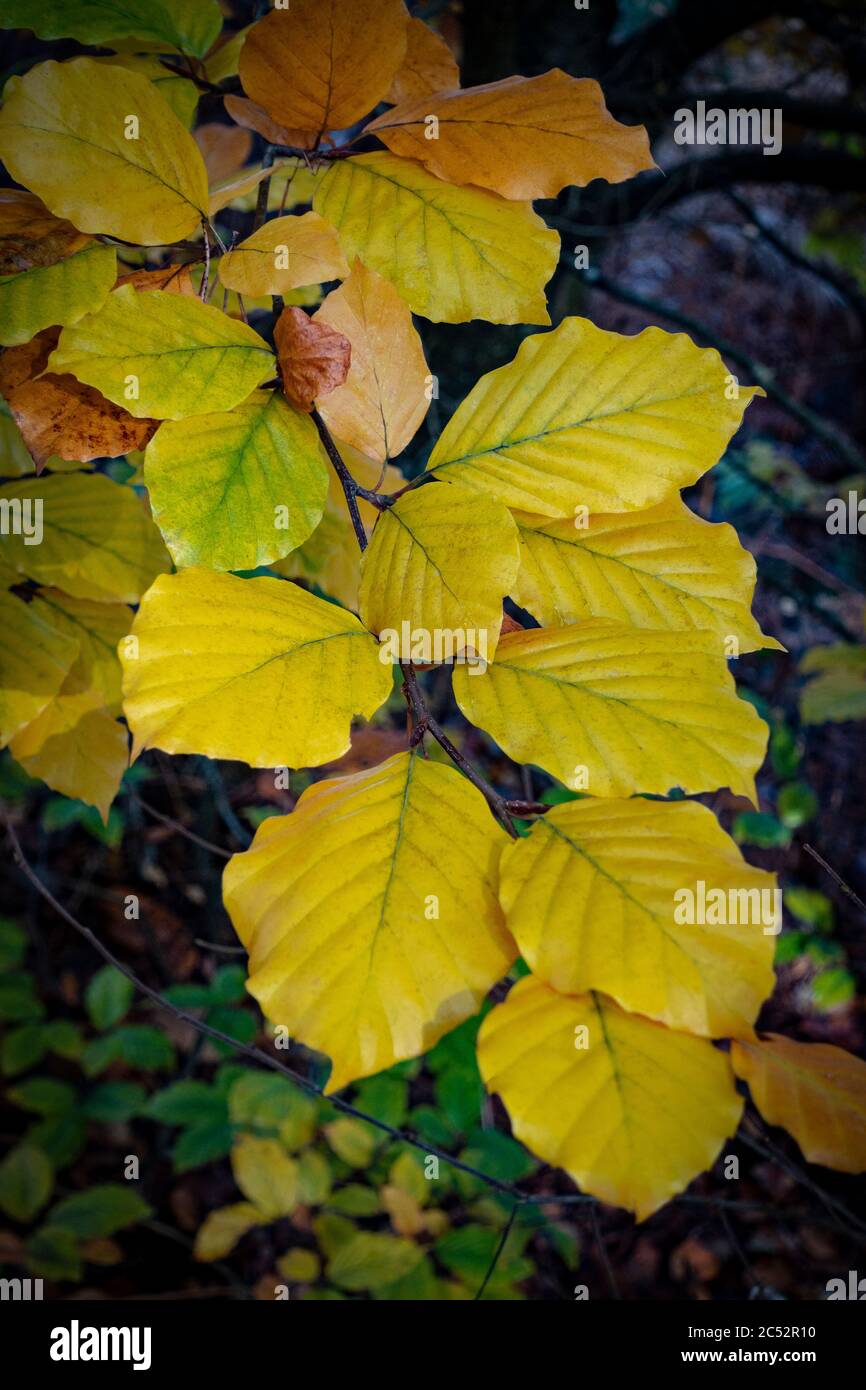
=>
[803,843,866,918]
[474,1201,522,1299]
[133,796,232,859]
[252,146,276,232]
[200,221,211,302]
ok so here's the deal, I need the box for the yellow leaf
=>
[222,752,516,1091]
[93,55,200,128]
[49,285,274,421]
[0,58,208,244]
[194,1202,262,1262]
[453,621,768,802]
[205,26,253,85]
[0,589,78,746]
[239,0,408,139]
[427,317,763,517]
[478,978,743,1219]
[314,259,429,462]
[275,446,404,609]
[219,213,349,299]
[277,1247,320,1283]
[381,1184,426,1237]
[731,1035,866,1173]
[14,707,128,822]
[500,797,777,1038]
[10,591,130,753]
[144,391,328,570]
[367,69,654,200]
[231,1135,298,1218]
[513,497,782,653]
[385,17,459,104]
[359,481,520,661]
[313,152,558,325]
[0,473,169,603]
[121,567,393,768]
[0,242,116,348]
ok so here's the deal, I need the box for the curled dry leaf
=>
[0,188,89,273]
[275,307,351,413]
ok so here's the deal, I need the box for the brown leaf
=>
[274,306,351,413]
[0,188,89,274]
[5,372,157,470]
[0,328,58,396]
[224,94,317,151]
[115,263,196,295]
[194,121,254,185]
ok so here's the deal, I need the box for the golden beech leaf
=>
[313,152,558,325]
[231,1136,299,1219]
[144,391,329,570]
[222,752,516,1092]
[219,213,349,299]
[0,474,169,603]
[499,798,777,1039]
[115,264,196,296]
[385,17,459,104]
[3,373,156,471]
[366,69,654,200]
[731,1035,866,1173]
[49,285,275,421]
[513,497,783,653]
[0,589,78,746]
[428,317,763,517]
[314,259,429,462]
[194,1202,262,1263]
[0,241,116,348]
[0,189,89,273]
[10,591,130,752]
[239,0,408,141]
[453,621,768,802]
[0,58,209,245]
[275,446,405,609]
[359,481,520,660]
[194,122,253,187]
[274,308,352,413]
[121,568,393,768]
[223,94,316,152]
[91,54,199,129]
[13,707,128,822]
[478,978,743,1220]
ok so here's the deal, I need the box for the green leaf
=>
[777,781,819,829]
[172,1122,235,1173]
[47,1183,151,1238]
[2,1023,48,1076]
[353,1074,408,1128]
[209,965,248,1006]
[374,1253,440,1300]
[327,1232,424,1291]
[0,971,44,1022]
[327,1183,381,1217]
[434,1067,484,1135]
[26,1224,81,1281]
[732,811,791,850]
[43,1020,84,1060]
[205,1005,257,1054]
[458,1129,536,1188]
[28,1113,86,1167]
[812,968,856,1011]
[784,885,834,933]
[113,1025,176,1071]
[0,0,223,58]
[161,983,213,1010]
[8,1077,76,1117]
[297,1150,332,1206]
[324,1118,377,1168]
[0,917,26,971]
[85,965,134,1030]
[0,1143,53,1221]
[82,1082,146,1124]
[144,1080,228,1127]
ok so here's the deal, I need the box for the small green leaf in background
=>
[0,917,27,971]
[47,1184,151,1239]
[785,885,835,933]
[328,1231,423,1291]
[82,1082,147,1124]
[277,1247,320,1282]
[297,1149,332,1206]
[231,1134,298,1217]
[777,781,819,829]
[353,1073,409,1128]
[769,723,802,778]
[8,1076,76,1116]
[85,965,134,1031]
[28,1113,86,1168]
[172,1122,235,1172]
[2,1022,48,1075]
[328,1183,381,1217]
[209,965,247,1005]
[0,1143,53,1221]
[0,971,44,1021]
[732,811,792,849]
[324,1117,377,1168]
[26,1225,82,1281]
[145,1080,228,1127]
[812,968,856,1011]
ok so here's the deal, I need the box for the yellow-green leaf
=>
[799,642,866,724]
[222,752,516,1092]
[732,1035,866,1173]
[499,797,777,1038]
[0,242,116,348]
[0,0,222,58]
[327,1232,423,1291]
[94,56,199,128]
[231,1135,298,1218]
[513,497,782,653]
[478,977,743,1219]
[121,568,393,768]
[427,317,762,517]
[453,621,768,802]
[359,481,520,661]
[218,212,349,298]
[0,589,78,746]
[0,474,169,603]
[49,285,274,421]
[145,392,328,570]
[194,1202,261,1262]
[13,707,128,822]
[0,58,209,244]
[313,152,558,325]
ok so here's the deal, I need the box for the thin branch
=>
[252,145,276,233]
[474,1201,521,1299]
[133,796,233,859]
[803,842,866,918]
[310,408,370,550]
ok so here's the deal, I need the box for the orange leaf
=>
[224,94,317,153]
[5,373,157,470]
[239,0,408,140]
[194,122,253,186]
[385,17,459,105]
[0,188,89,273]
[731,1034,866,1174]
[275,306,351,413]
[115,264,196,295]
[314,259,428,462]
[365,68,654,200]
